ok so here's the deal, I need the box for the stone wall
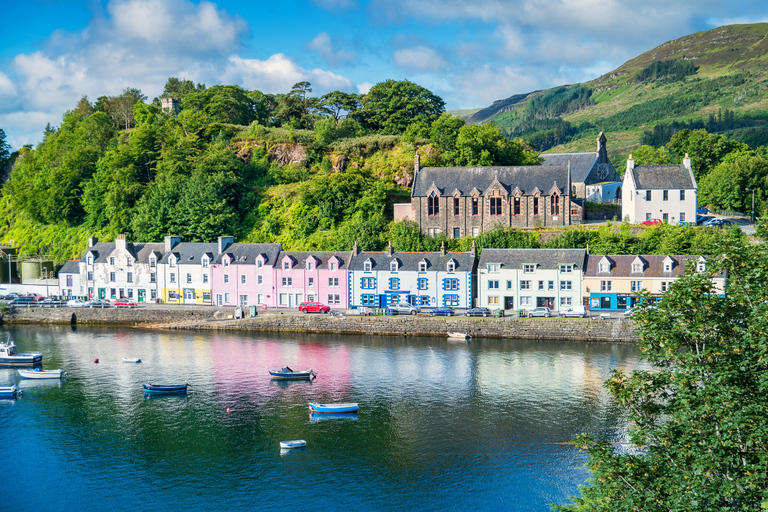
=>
[2,307,232,327]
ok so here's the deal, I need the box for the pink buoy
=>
[227,408,230,413]
[94,358,99,363]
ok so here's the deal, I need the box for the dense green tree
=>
[130,175,184,241]
[666,128,749,179]
[72,96,95,118]
[161,77,205,99]
[182,85,256,126]
[0,128,10,167]
[558,239,768,511]
[93,88,146,129]
[631,144,673,165]
[430,113,465,155]
[319,91,360,125]
[357,80,445,135]
[454,124,541,166]
[698,150,768,213]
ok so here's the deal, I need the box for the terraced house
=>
[273,251,350,309]
[211,242,283,308]
[155,236,227,305]
[347,241,476,309]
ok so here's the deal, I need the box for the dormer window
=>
[202,257,209,267]
[632,263,643,273]
[598,262,609,273]
[283,261,290,270]
[487,264,500,273]
[419,261,427,272]
[126,258,132,267]
[87,256,93,265]
[307,261,314,271]
[447,261,455,273]
[170,258,176,268]
[223,259,229,267]
[149,258,156,268]
[330,262,336,271]
[257,259,263,268]
[697,259,706,272]
[364,261,372,272]
[663,258,674,272]
[523,264,535,273]
[390,261,398,272]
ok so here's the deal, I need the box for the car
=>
[8,296,39,307]
[39,298,64,308]
[430,307,454,316]
[623,307,635,317]
[391,302,421,315]
[640,218,662,226]
[696,206,709,215]
[85,299,111,308]
[559,305,587,318]
[527,307,552,318]
[465,307,492,317]
[704,218,737,228]
[113,299,136,308]
[298,302,331,314]
[696,215,712,225]
[66,299,88,308]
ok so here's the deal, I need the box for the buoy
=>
[226,408,230,413]
[94,358,99,363]
[262,304,267,310]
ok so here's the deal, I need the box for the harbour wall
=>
[1,308,639,342]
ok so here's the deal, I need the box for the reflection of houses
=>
[348,241,477,309]
[273,251,350,309]
[477,248,587,312]
[583,254,726,311]
[621,154,697,225]
[211,242,282,307]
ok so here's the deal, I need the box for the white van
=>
[559,305,587,318]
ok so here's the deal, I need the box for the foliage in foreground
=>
[556,238,768,511]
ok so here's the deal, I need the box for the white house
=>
[477,248,587,312]
[622,154,697,225]
[157,236,231,305]
[347,241,477,309]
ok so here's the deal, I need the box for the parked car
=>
[696,215,712,225]
[559,305,587,318]
[640,218,662,226]
[8,296,39,307]
[66,299,88,308]
[39,298,64,308]
[113,299,136,308]
[624,307,635,317]
[527,307,552,318]
[464,307,492,317]
[704,218,737,228]
[430,307,454,316]
[696,206,709,215]
[298,302,331,314]
[85,299,111,308]
[391,302,421,315]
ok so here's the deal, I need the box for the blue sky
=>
[1,0,767,149]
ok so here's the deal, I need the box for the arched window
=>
[428,192,439,216]
[551,193,560,215]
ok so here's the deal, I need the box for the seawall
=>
[1,308,639,342]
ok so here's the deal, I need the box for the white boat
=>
[17,368,67,379]
[447,332,471,340]
[122,357,142,363]
[279,440,306,449]
[0,385,19,399]
[0,338,43,365]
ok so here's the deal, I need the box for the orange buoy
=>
[94,358,99,363]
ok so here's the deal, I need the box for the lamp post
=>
[746,188,755,223]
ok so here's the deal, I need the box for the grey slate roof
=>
[81,242,114,263]
[540,153,597,183]
[80,242,165,264]
[478,248,587,270]
[630,165,696,190]
[160,243,218,265]
[583,254,724,278]
[213,243,282,266]
[278,251,350,269]
[58,260,80,274]
[131,243,165,264]
[349,251,477,272]
[411,166,568,197]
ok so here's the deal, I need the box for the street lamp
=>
[746,188,755,223]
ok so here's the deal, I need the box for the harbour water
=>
[0,326,648,511]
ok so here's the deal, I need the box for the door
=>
[504,296,514,309]
[138,289,146,302]
[537,297,554,309]
[600,296,611,309]
[183,288,196,304]
[98,288,106,299]
[288,294,295,307]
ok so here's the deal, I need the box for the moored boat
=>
[447,332,471,339]
[0,385,20,399]
[0,339,43,365]
[308,402,358,414]
[122,357,142,363]
[17,368,67,379]
[143,383,188,394]
[279,440,306,449]
[269,366,316,379]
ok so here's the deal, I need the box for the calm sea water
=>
[0,325,647,512]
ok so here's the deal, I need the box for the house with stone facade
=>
[211,242,283,308]
[402,155,578,238]
[621,154,697,225]
[541,132,622,203]
[477,248,587,312]
[582,254,725,312]
[347,241,477,309]
[273,251,351,309]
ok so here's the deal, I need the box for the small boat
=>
[269,366,316,380]
[0,385,20,399]
[308,402,358,414]
[17,368,67,379]
[143,383,188,394]
[0,338,43,365]
[279,440,306,449]
[447,332,471,339]
[122,357,142,363]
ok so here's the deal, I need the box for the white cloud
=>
[225,54,354,94]
[0,71,16,97]
[307,32,357,66]
[393,46,447,72]
[356,82,373,94]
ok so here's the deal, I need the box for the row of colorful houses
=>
[57,235,726,312]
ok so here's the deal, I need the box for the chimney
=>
[218,236,234,255]
[115,234,127,251]
[88,236,98,248]
[387,240,394,257]
[470,239,476,257]
[164,235,181,253]
[440,241,446,256]
[352,240,359,257]
[626,154,635,174]
[683,153,692,171]
[414,153,421,174]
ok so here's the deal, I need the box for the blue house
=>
[347,241,477,309]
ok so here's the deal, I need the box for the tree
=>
[631,144,672,165]
[72,96,95,118]
[161,77,205,99]
[558,240,768,511]
[666,129,749,179]
[319,90,360,126]
[454,124,540,166]
[0,128,10,167]
[430,112,465,154]
[698,151,768,213]
[357,79,445,135]
[182,85,257,126]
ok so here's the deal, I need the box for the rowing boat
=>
[308,402,358,414]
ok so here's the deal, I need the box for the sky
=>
[1,0,767,149]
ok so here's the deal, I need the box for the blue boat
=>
[143,383,188,394]
[0,340,43,366]
[269,367,316,380]
[308,402,358,414]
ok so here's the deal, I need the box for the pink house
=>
[211,243,282,307]
[274,251,351,309]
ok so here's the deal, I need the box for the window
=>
[203,274,208,284]
[202,292,211,303]
[428,193,440,216]
[560,297,572,306]
[454,197,459,216]
[240,295,250,307]
[680,190,686,200]
[599,262,609,273]
[560,265,572,273]
[419,261,427,272]
[428,228,439,238]
[551,194,560,215]
[307,261,314,271]
[488,296,499,305]
[364,261,372,272]
[447,261,455,272]
[664,261,672,272]
[202,258,208,267]
[444,279,459,291]
[87,256,93,265]
[645,190,652,201]
[632,263,643,273]
[151,289,157,300]
[490,197,502,215]
[329,277,339,287]
[126,258,132,267]
[110,272,116,282]
[697,260,706,272]
[258,275,263,285]
[362,295,377,306]
[330,262,337,271]
[680,212,686,222]
[257,260,263,269]
[538,281,544,290]
[88,271,93,280]
[170,259,176,268]
[472,197,478,215]
[127,272,133,283]
[533,197,539,215]
[560,281,572,290]
[224,292,230,303]
[169,290,178,301]
[223,259,229,267]
[149,258,156,268]
[308,277,314,287]
[187,273,192,284]
[362,277,375,289]
[663,213,669,223]
[223,274,229,284]
[661,281,672,292]
[444,295,459,306]
[600,280,612,291]
[327,294,340,305]
[150,273,156,283]
[487,263,500,272]
[548,280,554,290]
[631,281,643,292]
[418,278,428,290]
[509,281,515,290]
[523,264,535,273]
[111,288,117,299]
[513,197,521,215]
[241,275,246,285]
[389,277,399,290]
[453,227,460,239]
[520,296,532,306]
[282,277,292,287]
[110,257,115,265]
[663,190,669,201]
[283,261,290,270]
[646,213,652,221]
[472,227,479,237]
[390,261,398,272]
[520,280,531,290]
[488,280,499,289]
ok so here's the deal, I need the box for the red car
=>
[298,302,331,313]
[640,218,662,226]
[113,299,136,308]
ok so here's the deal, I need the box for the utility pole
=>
[747,188,755,223]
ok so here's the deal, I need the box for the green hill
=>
[465,23,768,156]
